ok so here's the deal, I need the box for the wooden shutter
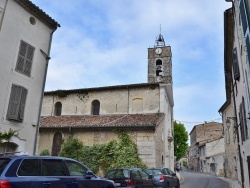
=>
[7,85,27,121]
[240,0,248,35]
[7,85,22,120]
[232,48,240,81]
[15,40,35,77]
[19,87,27,120]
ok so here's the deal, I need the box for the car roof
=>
[0,155,78,161]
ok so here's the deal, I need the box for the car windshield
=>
[0,159,11,175]
[106,169,129,178]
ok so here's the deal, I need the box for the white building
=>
[0,0,59,155]
[220,1,250,187]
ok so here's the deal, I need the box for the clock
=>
[155,48,162,54]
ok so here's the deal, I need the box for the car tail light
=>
[159,175,166,181]
[0,180,11,188]
[126,179,134,186]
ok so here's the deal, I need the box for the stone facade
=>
[38,34,175,169]
[188,122,225,175]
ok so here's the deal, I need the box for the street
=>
[179,170,230,188]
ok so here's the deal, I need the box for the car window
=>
[162,168,170,175]
[139,171,149,180]
[0,159,11,175]
[41,159,67,176]
[65,160,88,176]
[17,159,39,176]
[131,170,141,179]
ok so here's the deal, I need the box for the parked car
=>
[144,167,180,188]
[104,168,154,187]
[0,152,116,188]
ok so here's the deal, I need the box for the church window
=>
[54,102,62,116]
[51,132,62,156]
[156,59,163,76]
[92,100,100,115]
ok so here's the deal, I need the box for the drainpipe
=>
[33,24,60,155]
[231,78,244,188]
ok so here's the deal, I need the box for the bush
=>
[39,149,50,156]
[59,131,147,174]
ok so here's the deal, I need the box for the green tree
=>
[174,121,188,160]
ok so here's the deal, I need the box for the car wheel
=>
[166,182,170,188]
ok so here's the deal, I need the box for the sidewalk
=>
[217,177,242,188]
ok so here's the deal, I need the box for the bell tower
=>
[148,33,172,83]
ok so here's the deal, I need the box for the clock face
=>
[155,48,162,54]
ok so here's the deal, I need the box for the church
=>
[38,34,175,169]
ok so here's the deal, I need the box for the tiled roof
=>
[14,0,60,29]
[40,114,164,128]
[44,83,159,95]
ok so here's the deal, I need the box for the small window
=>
[232,48,240,81]
[51,132,62,156]
[17,159,39,176]
[54,102,62,116]
[41,159,67,176]
[65,160,88,176]
[156,59,163,76]
[92,100,100,115]
[139,171,149,180]
[6,84,27,122]
[15,40,35,77]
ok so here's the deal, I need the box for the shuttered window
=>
[239,0,248,35]
[232,48,240,81]
[6,84,27,122]
[239,97,248,143]
[15,40,35,77]
[246,36,250,64]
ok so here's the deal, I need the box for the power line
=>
[174,118,222,124]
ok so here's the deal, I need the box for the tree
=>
[174,121,188,160]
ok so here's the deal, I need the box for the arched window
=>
[51,132,62,156]
[54,102,62,116]
[156,59,163,76]
[92,100,100,115]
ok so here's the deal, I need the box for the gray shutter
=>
[232,48,240,81]
[19,87,27,120]
[15,40,35,77]
[7,85,22,120]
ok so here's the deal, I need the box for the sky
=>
[32,0,231,137]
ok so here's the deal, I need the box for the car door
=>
[64,159,101,188]
[165,168,178,187]
[12,158,42,188]
[139,170,154,188]
[41,159,78,188]
[131,170,144,188]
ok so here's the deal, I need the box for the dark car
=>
[144,168,180,188]
[0,152,115,188]
[104,168,154,188]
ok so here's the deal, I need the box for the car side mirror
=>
[85,170,95,179]
[148,174,154,179]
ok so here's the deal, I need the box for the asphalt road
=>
[179,170,231,188]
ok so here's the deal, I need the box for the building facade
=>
[187,122,224,176]
[38,34,175,169]
[0,0,59,155]
[219,1,250,187]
